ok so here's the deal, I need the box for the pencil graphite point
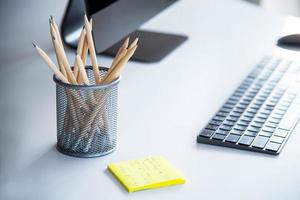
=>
[32,42,37,47]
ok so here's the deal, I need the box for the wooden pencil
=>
[76,55,90,85]
[52,34,78,84]
[74,27,86,81]
[84,15,101,84]
[33,43,69,83]
[102,45,137,84]
[79,19,92,83]
[109,37,129,70]
[50,16,64,49]
[51,17,77,84]
[128,37,139,49]
[102,45,128,83]
[49,19,67,78]
[49,21,68,79]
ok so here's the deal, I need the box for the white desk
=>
[1,0,300,199]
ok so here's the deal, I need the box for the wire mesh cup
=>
[54,66,120,158]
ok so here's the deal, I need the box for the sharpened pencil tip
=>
[32,42,37,47]
[50,15,53,21]
[84,14,89,22]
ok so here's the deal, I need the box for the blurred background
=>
[245,0,300,17]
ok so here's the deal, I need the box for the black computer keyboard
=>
[197,56,300,155]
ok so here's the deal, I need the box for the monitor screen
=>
[85,0,118,16]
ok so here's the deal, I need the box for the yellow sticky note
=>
[107,155,185,192]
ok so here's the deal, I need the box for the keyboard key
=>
[213,134,226,141]
[266,101,277,107]
[233,108,245,113]
[219,124,232,131]
[229,96,239,102]
[216,129,230,135]
[252,136,269,149]
[244,112,256,118]
[209,120,222,126]
[253,117,266,123]
[270,113,284,120]
[238,135,255,146]
[236,104,247,109]
[230,112,240,118]
[237,120,249,126]
[262,126,276,133]
[256,113,269,119]
[273,110,285,115]
[223,121,235,127]
[234,125,247,131]
[225,134,240,143]
[226,100,237,105]
[213,116,225,122]
[247,126,261,133]
[240,116,252,122]
[278,105,300,130]
[244,130,258,137]
[249,104,260,110]
[216,112,228,117]
[227,116,239,122]
[255,97,265,103]
[268,118,281,124]
[239,99,250,105]
[247,109,258,114]
[274,129,289,138]
[275,106,288,111]
[200,129,214,138]
[230,129,244,135]
[259,109,272,115]
[259,130,273,137]
[220,107,232,113]
[264,122,277,128]
[205,124,219,131]
[223,104,235,109]
[265,142,281,152]
[270,136,284,144]
[250,121,263,128]
[278,102,291,107]
[264,105,274,111]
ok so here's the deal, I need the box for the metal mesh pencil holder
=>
[54,66,120,158]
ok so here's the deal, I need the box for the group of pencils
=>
[33,15,138,153]
[33,15,138,85]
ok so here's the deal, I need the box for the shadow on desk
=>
[195,142,278,159]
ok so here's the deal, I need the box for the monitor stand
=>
[104,30,187,63]
[61,0,188,63]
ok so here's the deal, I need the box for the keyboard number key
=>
[252,136,269,149]
[265,142,281,152]
[225,134,240,143]
[238,135,255,146]
[212,134,226,141]
[274,129,289,138]
[200,129,214,138]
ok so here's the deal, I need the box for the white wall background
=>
[246,0,300,17]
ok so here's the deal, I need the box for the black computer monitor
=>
[61,0,187,62]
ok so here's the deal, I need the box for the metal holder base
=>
[56,144,116,158]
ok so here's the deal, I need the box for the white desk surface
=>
[1,0,300,199]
